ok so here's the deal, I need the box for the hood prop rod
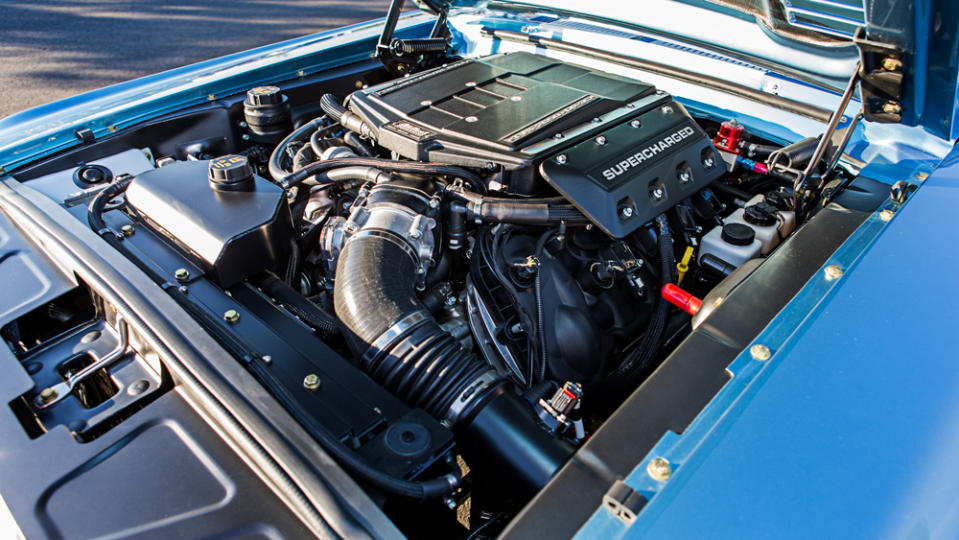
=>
[794,60,862,213]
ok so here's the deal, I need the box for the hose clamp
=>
[442,369,500,427]
[362,310,429,367]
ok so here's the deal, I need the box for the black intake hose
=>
[333,194,573,495]
[334,234,493,419]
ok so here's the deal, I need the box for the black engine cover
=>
[348,51,654,169]
[349,52,722,237]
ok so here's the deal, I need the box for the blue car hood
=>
[442,0,959,140]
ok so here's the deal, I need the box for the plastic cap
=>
[208,155,254,191]
[743,204,776,226]
[721,222,755,246]
[246,86,284,107]
[662,283,702,316]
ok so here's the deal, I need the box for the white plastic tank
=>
[698,222,762,268]
[722,194,796,255]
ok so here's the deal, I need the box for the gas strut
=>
[374,0,450,75]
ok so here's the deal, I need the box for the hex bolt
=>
[620,206,634,219]
[303,373,321,391]
[127,380,149,396]
[882,57,902,71]
[410,229,422,239]
[703,157,716,168]
[879,209,894,221]
[652,187,664,200]
[223,309,240,324]
[824,265,843,281]
[174,268,190,282]
[630,119,642,128]
[510,95,523,102]
[120,224,135,236]
[647,457,672,481]
[595,135,608,145]
[661,105,674,114]
[465,116,478,123]
[420,99,432,106]
[553,133,564,140]
[556,154,568,164]
[465,81,477,87]
[882,101,902,115]
[750,344,771,361]
[39,387,58,404]
[591,117,602,123]
[679,171,692,184]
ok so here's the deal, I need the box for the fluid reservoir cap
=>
[245,86,284,107]
[765,189,792,211]
[721,222,755,246]
[743,203,776,226]
[73,164,112,187]
[209,155,255,192]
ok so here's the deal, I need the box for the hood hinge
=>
[854,27,905,123]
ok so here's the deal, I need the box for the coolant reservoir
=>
[698,222,761,268]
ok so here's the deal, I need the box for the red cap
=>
[712,120,744,154]
[662,283,702,316]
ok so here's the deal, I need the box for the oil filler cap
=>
[209,155,255,192]
[721,222,755,246]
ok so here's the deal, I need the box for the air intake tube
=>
[333,182,573,497]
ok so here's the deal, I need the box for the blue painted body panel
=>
[576,143,959,538]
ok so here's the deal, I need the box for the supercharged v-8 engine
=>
[325,51,723,392]
[53,44,816,537]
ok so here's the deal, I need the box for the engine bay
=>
[3,37,874,538]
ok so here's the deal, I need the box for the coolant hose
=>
[281,156,487,191]
[253,274,339,336]
[88,176,133,241]
[445,190,589,225]
[320,93,347,122]
[319,94,377,139]
[268,116,328,181]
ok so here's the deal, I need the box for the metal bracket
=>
[854,27,905,123]
[374,0,450,75]
[34,317,130,409]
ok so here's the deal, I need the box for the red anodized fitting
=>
[712,119,745,154]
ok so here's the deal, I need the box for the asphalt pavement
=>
[0,0,392,119]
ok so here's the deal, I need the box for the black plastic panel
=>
[540,103,722,237]
[0,207,310,538]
